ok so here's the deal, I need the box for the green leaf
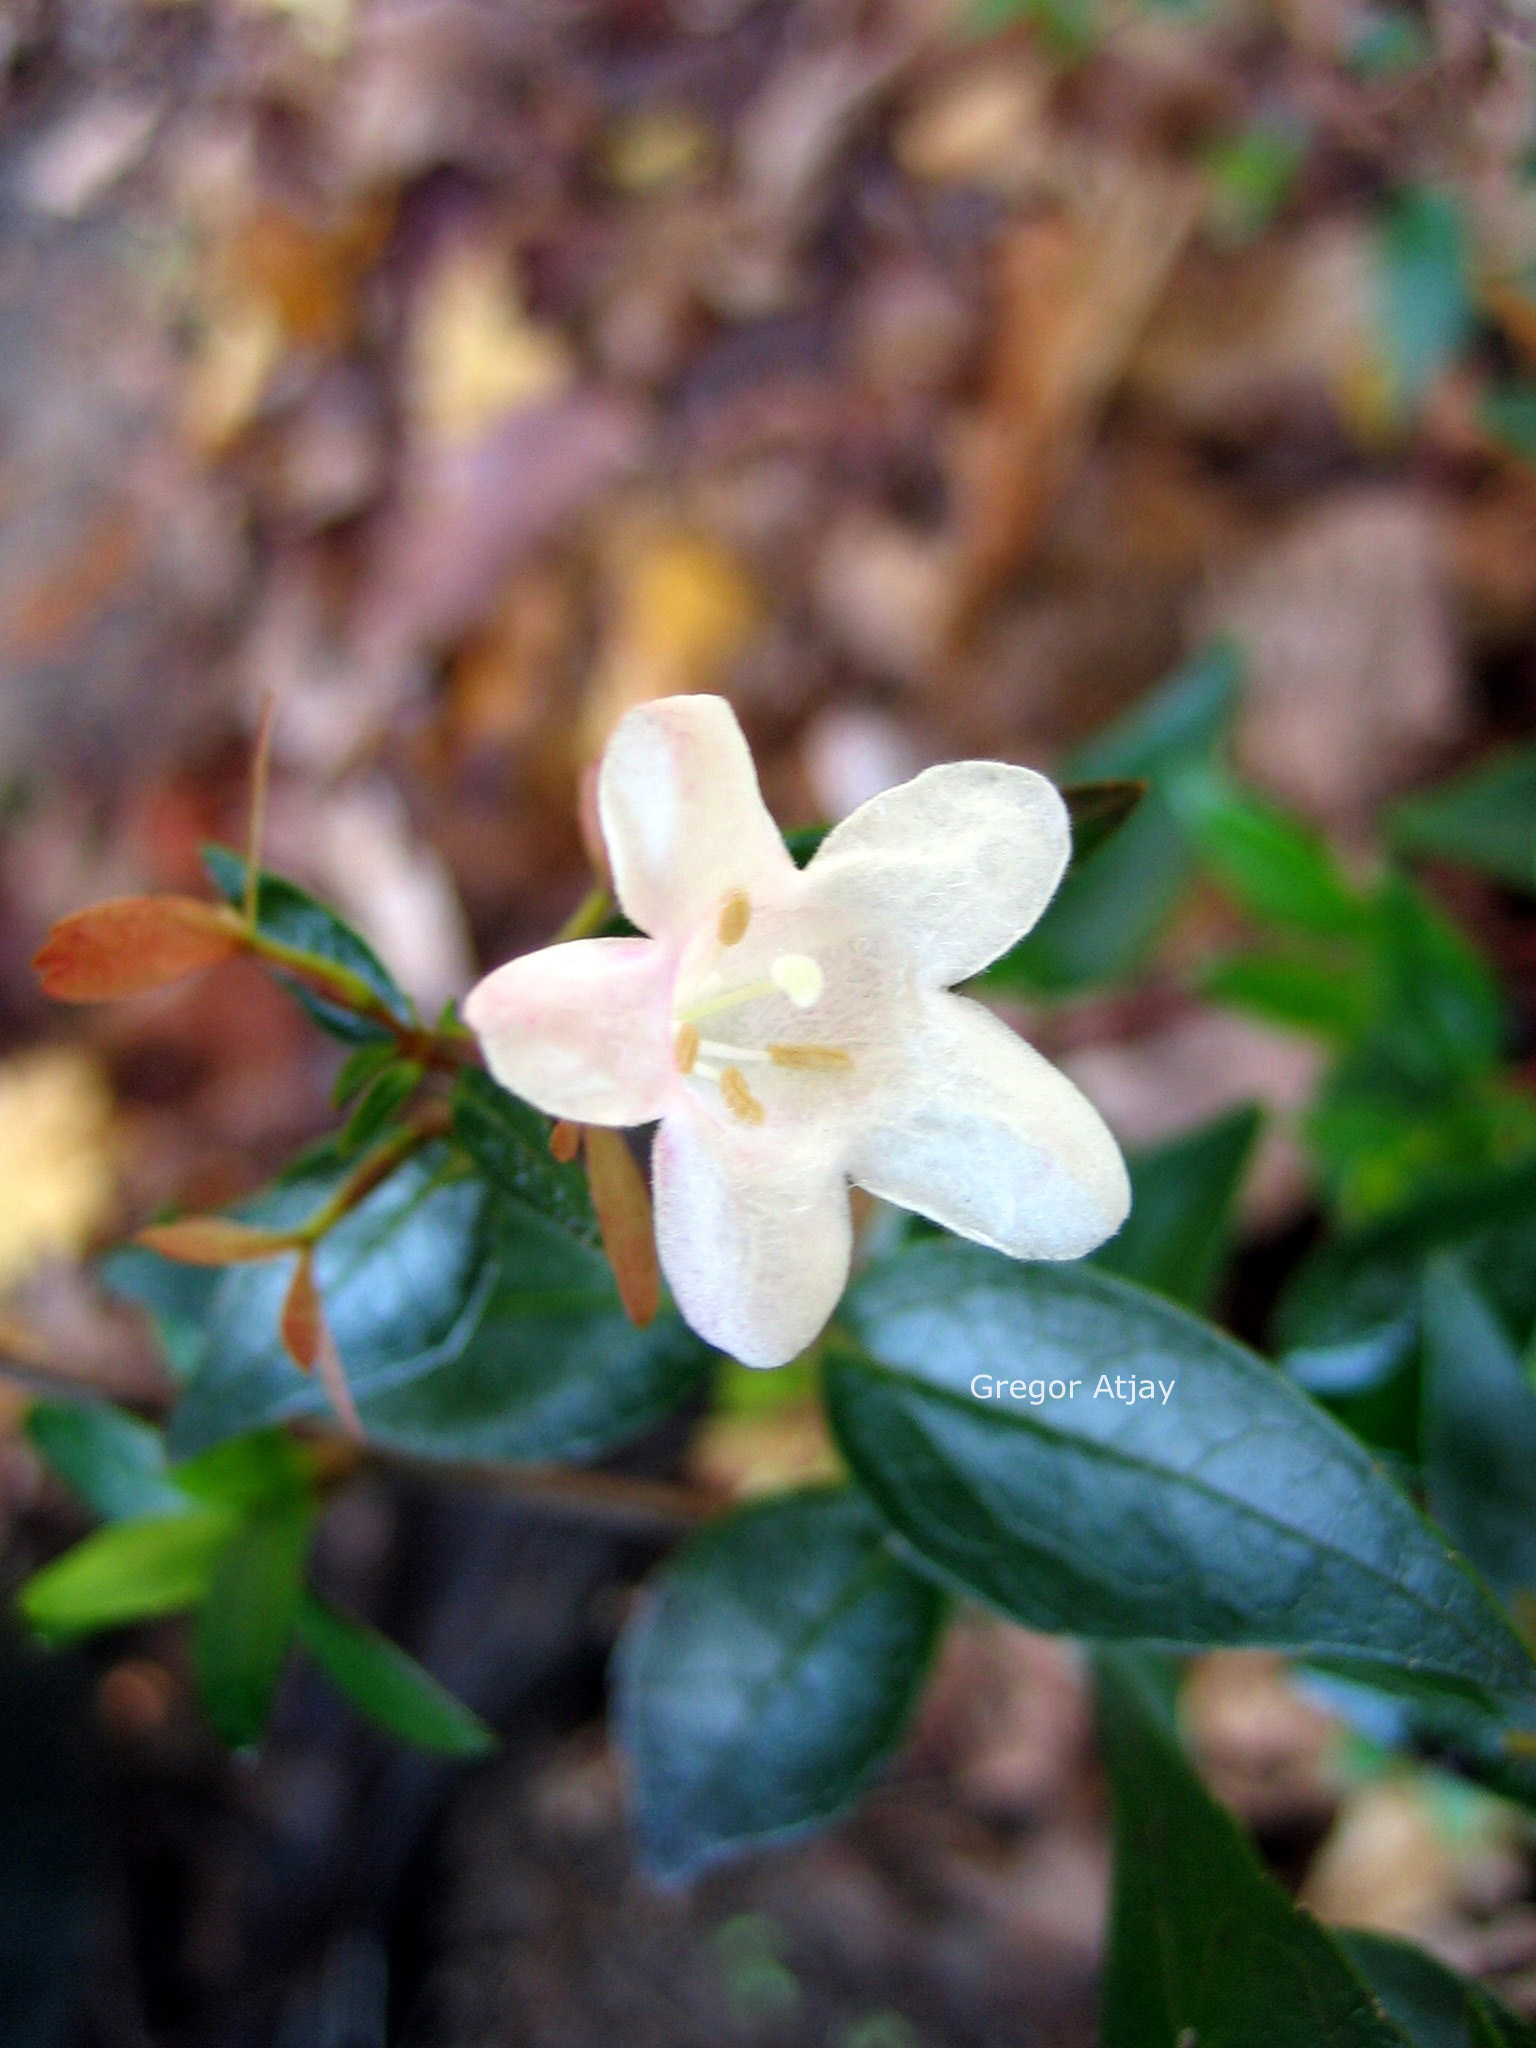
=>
[1391,744,1536,893]
[1201,946,1373,1039]
[18,1508,237,1638]
[1366,875,1504,1090]
[1377,187,1472,413]
[293,1590,495,1757]
[202,842,411,1042]
[194,1494,314,1747]
[1090,1104,1261,1311]
[167,1146,490,1454]
[1481,383,1536,469]
[1062,778,1147,863]
[983,640,1241,994]
[615,1487,943,1879]
[173,1427,313,1511]
[1168,764,1365,936]
[1096,1649,1414,2048]
[1421,1258,1536,1598]
[339,1060,423,1154]
[26,1403,185,1521]
[352,1203,709,1464]
[100,1243,220,1381]
[826,1247,1532,1697]
[452,1068,599,1247]
[1275,1152,1536,1396]
[1341,1929,1536,2048]
[332,1039,400,1109]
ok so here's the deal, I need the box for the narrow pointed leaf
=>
[19,1508,237,1637]
[1091,1103,1261,1310]
[1341,1928,1536,2047]
[1096,1649,1413,2048]
[26,1403,185,1522]
[194,1495,314,1747]
[294,1591,494,1757]
[134,1216,296,1265]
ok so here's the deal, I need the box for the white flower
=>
[463,695,1130,1368]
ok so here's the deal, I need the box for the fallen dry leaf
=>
[409,242,573,447]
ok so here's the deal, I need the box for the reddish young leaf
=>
[35,897,243,1002]
[280,1249,323,1371]
[135,1217,298,1265]
[583,1127,661,1329]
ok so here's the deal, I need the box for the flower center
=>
[670,891,854,1126]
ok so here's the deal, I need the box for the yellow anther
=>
[674,1021,701,1075]
[720,1066,766,1125]
[718,890,751,947]
[767,1043,853,1072]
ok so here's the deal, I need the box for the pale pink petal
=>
[652,1096,852,1368]
[804,761,1070,988]
[462,937,675,1126]
[849,993,1130,1259]
[598,695,797,941]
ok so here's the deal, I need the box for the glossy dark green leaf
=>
[1274,1153,1536,1397]
[167,1147,490,1454]
[1391,744,1536,894]
[18,1508,237,1638]
[354,1202,708,1463]
[1341,1929,1536,2048]
[194,1494,314,1746]
[1168,764,1365,936]
[984,640,1241,994]
[615,1487,943,1879]
[452,1068,599,1247]
[826,1247,1532,1697]
[293,1590,495,1757]
[1097,1649,1413,2048]
[1091,1103,1261,1311]
[99,1243,220,1382]
[26,1403,184,1522]
[1377,187,1472,412]
[1421,1258,1536,1598]
[202,842,411,1042]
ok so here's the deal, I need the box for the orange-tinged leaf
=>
[280,1249,323,1371]
[35,897,243,1002]
[583,1128,661,1329]
[549,1119,581,1164]
[135,1217,296,1266]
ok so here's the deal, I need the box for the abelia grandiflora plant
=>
[463,695,1130,1367]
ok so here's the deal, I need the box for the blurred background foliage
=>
[6,0,1536,2041]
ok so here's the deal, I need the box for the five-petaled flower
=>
[464,695,1130,1368]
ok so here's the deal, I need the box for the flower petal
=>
[848,993,1129,1260]
[653,1097,852,1369]
[463,937,674,1126]
[599,695,797,940]
[804,761,1070,987]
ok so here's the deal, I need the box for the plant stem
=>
[243,694,278,928]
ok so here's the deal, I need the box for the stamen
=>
[770,953,823,1009]
[768,1043,853,1072]
[719,1067,766,1125]
[718,890,751,947]
[675,976,777,1025]
[673,1022,700,1075]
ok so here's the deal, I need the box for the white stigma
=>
[769,953,823,1009]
